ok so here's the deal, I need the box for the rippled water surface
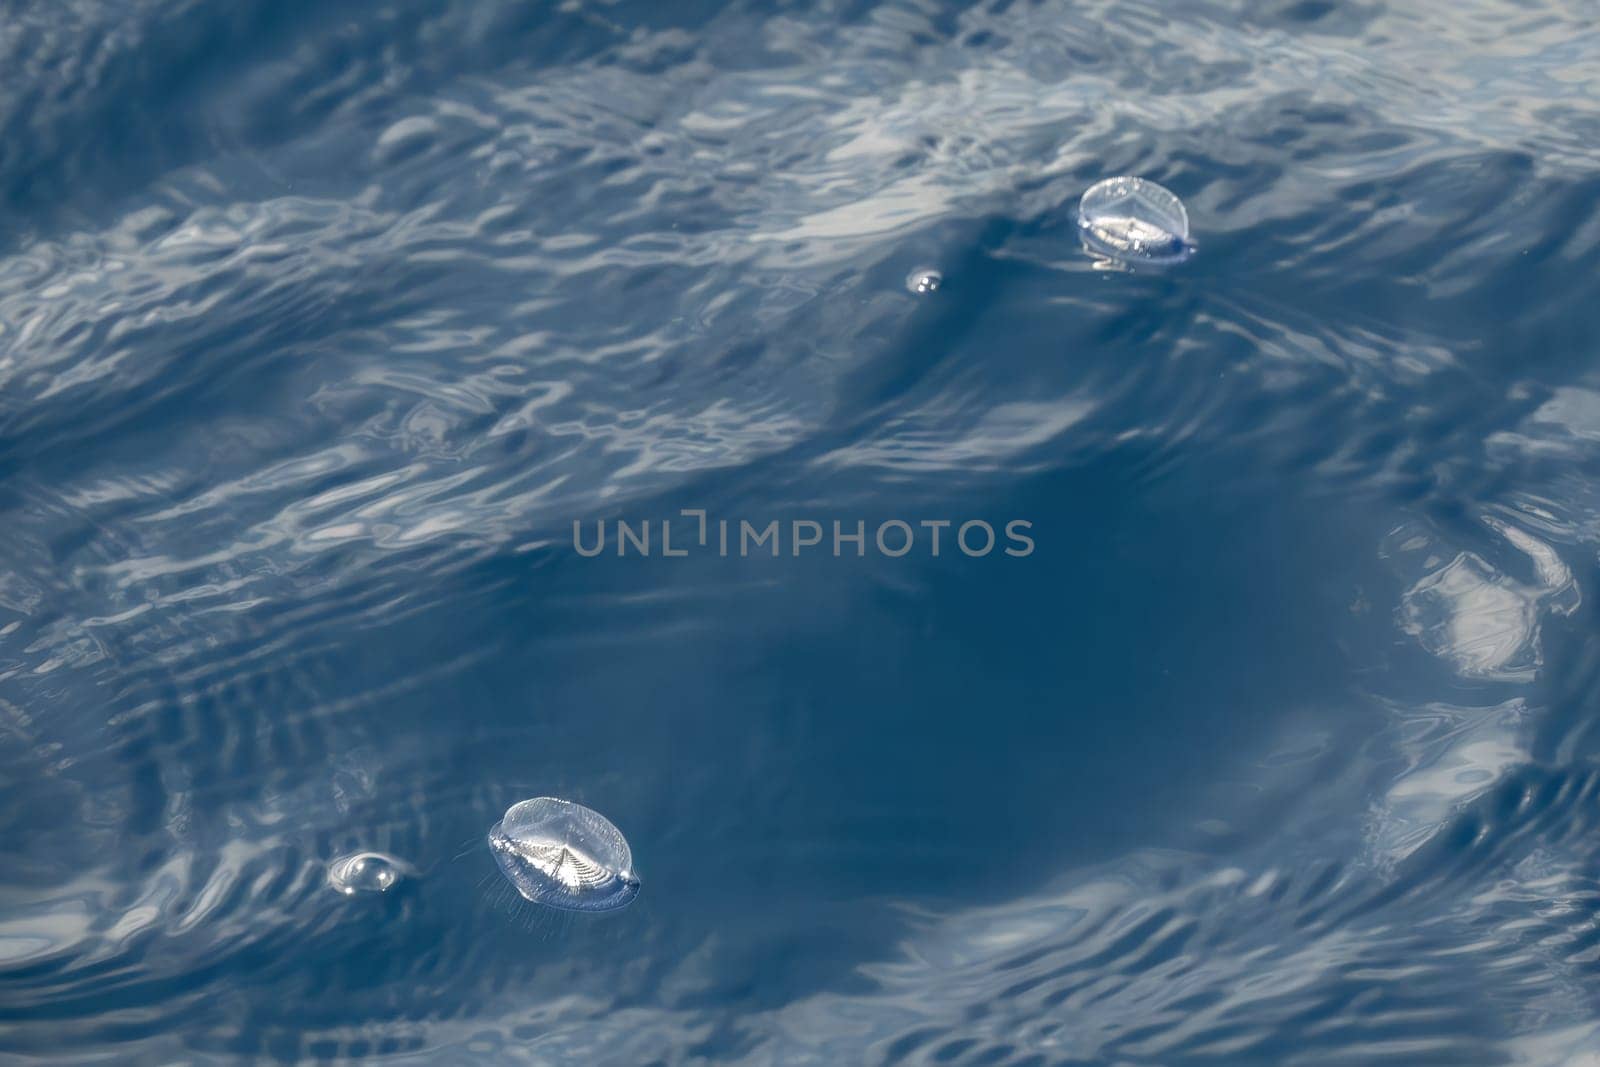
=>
[4,1,1600,1063]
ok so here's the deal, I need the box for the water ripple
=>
[3,0,1600,1061]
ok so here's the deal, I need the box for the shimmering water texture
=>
[4,0,1600,1063]
[1076,176,1195,268]
[488,798,640,913]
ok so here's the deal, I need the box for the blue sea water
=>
[3,0,1600,1063]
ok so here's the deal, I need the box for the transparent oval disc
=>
[487,797,640,913]
[1077,176,1194,266]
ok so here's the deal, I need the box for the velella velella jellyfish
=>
[1077,177,1195,267]
[906,267,942,294]
[488,797,640,913]
[328,851,411,896]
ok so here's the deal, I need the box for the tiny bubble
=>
[328,851,410,896]
[905,267,942,295]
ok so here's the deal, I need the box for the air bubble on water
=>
[488,797,640,913]
[328,851,410,896]
[1077,177,1194,267]
[905,267,942,294]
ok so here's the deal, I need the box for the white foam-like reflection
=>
[1395,516,1577,681]
[1365,698,1529,864]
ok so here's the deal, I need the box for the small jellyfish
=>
[905,267,942,294]
[488,797,640,913]
[328,851,410,896]
[1077,177,1195,267]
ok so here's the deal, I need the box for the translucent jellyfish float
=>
[1077,177,1195,268]
[328,851,411,896]
[488,797,640,913]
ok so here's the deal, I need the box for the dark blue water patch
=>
[484,444,1382,906]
